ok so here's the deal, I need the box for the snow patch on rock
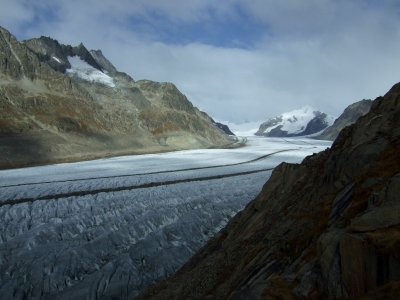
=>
[51,56,61,63]
[66,56,115,87]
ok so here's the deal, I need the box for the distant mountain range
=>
[255,104,336,137]
[253,101,372,141]
[0,26,233,168]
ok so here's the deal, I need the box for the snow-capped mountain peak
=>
[255,105,336,137]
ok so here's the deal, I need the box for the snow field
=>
[65,56,115,87]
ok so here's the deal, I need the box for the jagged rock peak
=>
[61,42,103,72]
[0,26,69,81]
[89,49,118,74]
[89,49,135,83]
[22,36,104,74]
[0,26,25,79]
[23,36,71,72]
[22,35,136,87]
[316,99,373,141]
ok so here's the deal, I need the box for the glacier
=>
[0,136,332,300]
[65,56,115,87]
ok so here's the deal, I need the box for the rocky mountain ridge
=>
[316,99,373,141]
[0,26,233,169]
[137,82,400,299]
[199,111,235,136]
[210,118,235,136]
[255,104,336,137]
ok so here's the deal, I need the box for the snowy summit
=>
[255,104,336,137]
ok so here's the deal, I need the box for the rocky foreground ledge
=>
[137,82,400,299]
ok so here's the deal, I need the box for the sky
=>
[2,0,400,123]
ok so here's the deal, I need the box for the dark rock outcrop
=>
[23,38,104,73]
[316,99,373,140]
[302,112,328,135]
[137,83,400,299]
[60,42,103,71]
[89,49,118,74]
[22,36,71,73]
[199,112,235,135]
[201,111,235,135]
[211,118,235,136]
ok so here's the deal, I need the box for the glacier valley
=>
[0,136,331,300]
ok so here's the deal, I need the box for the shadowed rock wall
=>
[317,99,373,141]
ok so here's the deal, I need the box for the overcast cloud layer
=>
[2,0,400,122]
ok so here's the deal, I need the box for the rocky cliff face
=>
[255,104,336,137]
[199,111,235,135]
[0,26,232,169]
[210,118,235,136]
[316,99,373,141]
[22,36,71,73]
[137,83,400,299]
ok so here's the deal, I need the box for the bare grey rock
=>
[351,173,400,232]
[89,49,118,75]
[318,229,347,299]
[22,36,71,73]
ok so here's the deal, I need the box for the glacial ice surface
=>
[0,136,331,299]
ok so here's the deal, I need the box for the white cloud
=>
[0,1,35,29]
[3,0,400,122]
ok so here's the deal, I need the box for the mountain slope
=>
[200,111,235,135]
[137,83,400,299]
[211,118,235,136]
[316,99,373,141]
[0,26,232,169]
[255,104,336,137]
